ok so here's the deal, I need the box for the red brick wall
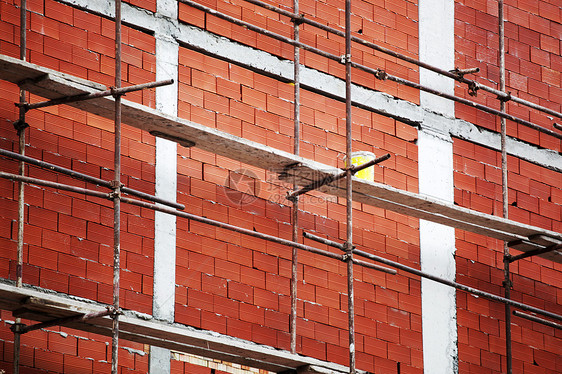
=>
[173,45,421,371]
[179,0,420,104]
[1,1,158,372]
[454,1,562,372]
[0,0,560,373]
[454,140,562,373]
[455,0,562,150]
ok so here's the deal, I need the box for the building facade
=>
[0,0,561,373]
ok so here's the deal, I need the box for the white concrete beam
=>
[419,0,458,372]
[59,0,562,172]
[151,0,179,372]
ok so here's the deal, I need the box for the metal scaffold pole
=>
[111,0,123,372]
[344,0,355,372]
[13,0,27,373]
[290,0,301,355]
[179,0,562,140]
[241,0,562,123]
[498,1,512,372]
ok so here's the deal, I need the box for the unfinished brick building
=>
[0,0,561,373]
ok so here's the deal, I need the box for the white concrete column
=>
[419,0,458,373]
[150,0,179,372]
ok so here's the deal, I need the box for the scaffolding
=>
[1,0,561,373]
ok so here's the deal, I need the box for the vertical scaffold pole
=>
[290,0,301,355]
[498,1,512,373]
[13,0,27,373]
[344,0,355,372]
[111,0,123,373]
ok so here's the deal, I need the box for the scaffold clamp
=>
[10,322,26,334]
[12,119,29,132]
[468,81,479,96]
[290,13,305,25]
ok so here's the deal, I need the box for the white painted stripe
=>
[151,0,179,372]
[60,0,562,172]
[419,0,458,372]
[153,29,178,323]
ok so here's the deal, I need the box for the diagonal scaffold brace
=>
[11,307,117,335]
[286,153,391,202]
[15,79,174,111]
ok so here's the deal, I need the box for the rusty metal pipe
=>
[111,1,123,372]
[352,258,397,275]
[303,231,345,250]
[286,153,390,201]
[303,232,396,275]
[498,1,512,371]
[241,0,562,121]
[0,172,111,199]
[120,196,345,261]
[17,309,113,334]
[19,79,174,111]
[351,247,562,322]
[0,148,184,209]
[512,311,562,330]
[508,242,562,262]
[344,1,356,371]
[179,0,562,140]
[289,0,301,355]
[14,1,27,372]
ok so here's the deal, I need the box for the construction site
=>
[0,0,561,373]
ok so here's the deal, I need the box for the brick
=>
[300,336,326,361]
[202,273,227,299]
[530,47,550,67]
[538,2,560,23]
[45,0,73,25]
[175,304,201,327]
[263,309,289,332]
[387,342,411,365]
[47,331,78,356]
[78,338,108,361]
[87,32,115,57]
[31,347,61,372]
[228,280,253,303]
[252,251,278,274]
[376,321,400,344]
[304,302,329,325]
[126,28,155,53]
[213,294,239,319]
[263,272,288,295]
[68,275,98,299]
[187,288,213,312]
[42,228,71,254]
[73,8,101,33]
[85,260,112,284]
[254,288,279,310]
[241,85,267,111]
[179,3,205,28]
[239,302,264,325]
[216,77,241,100]
[28,206,57,231]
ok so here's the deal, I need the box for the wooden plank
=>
[0,282,354,373]
[0,54,561,263]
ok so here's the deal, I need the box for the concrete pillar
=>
[150,0,179,372]
[419,0,458,372]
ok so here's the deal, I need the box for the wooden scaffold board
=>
[0,281,356,373]
[0,53,560,262]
